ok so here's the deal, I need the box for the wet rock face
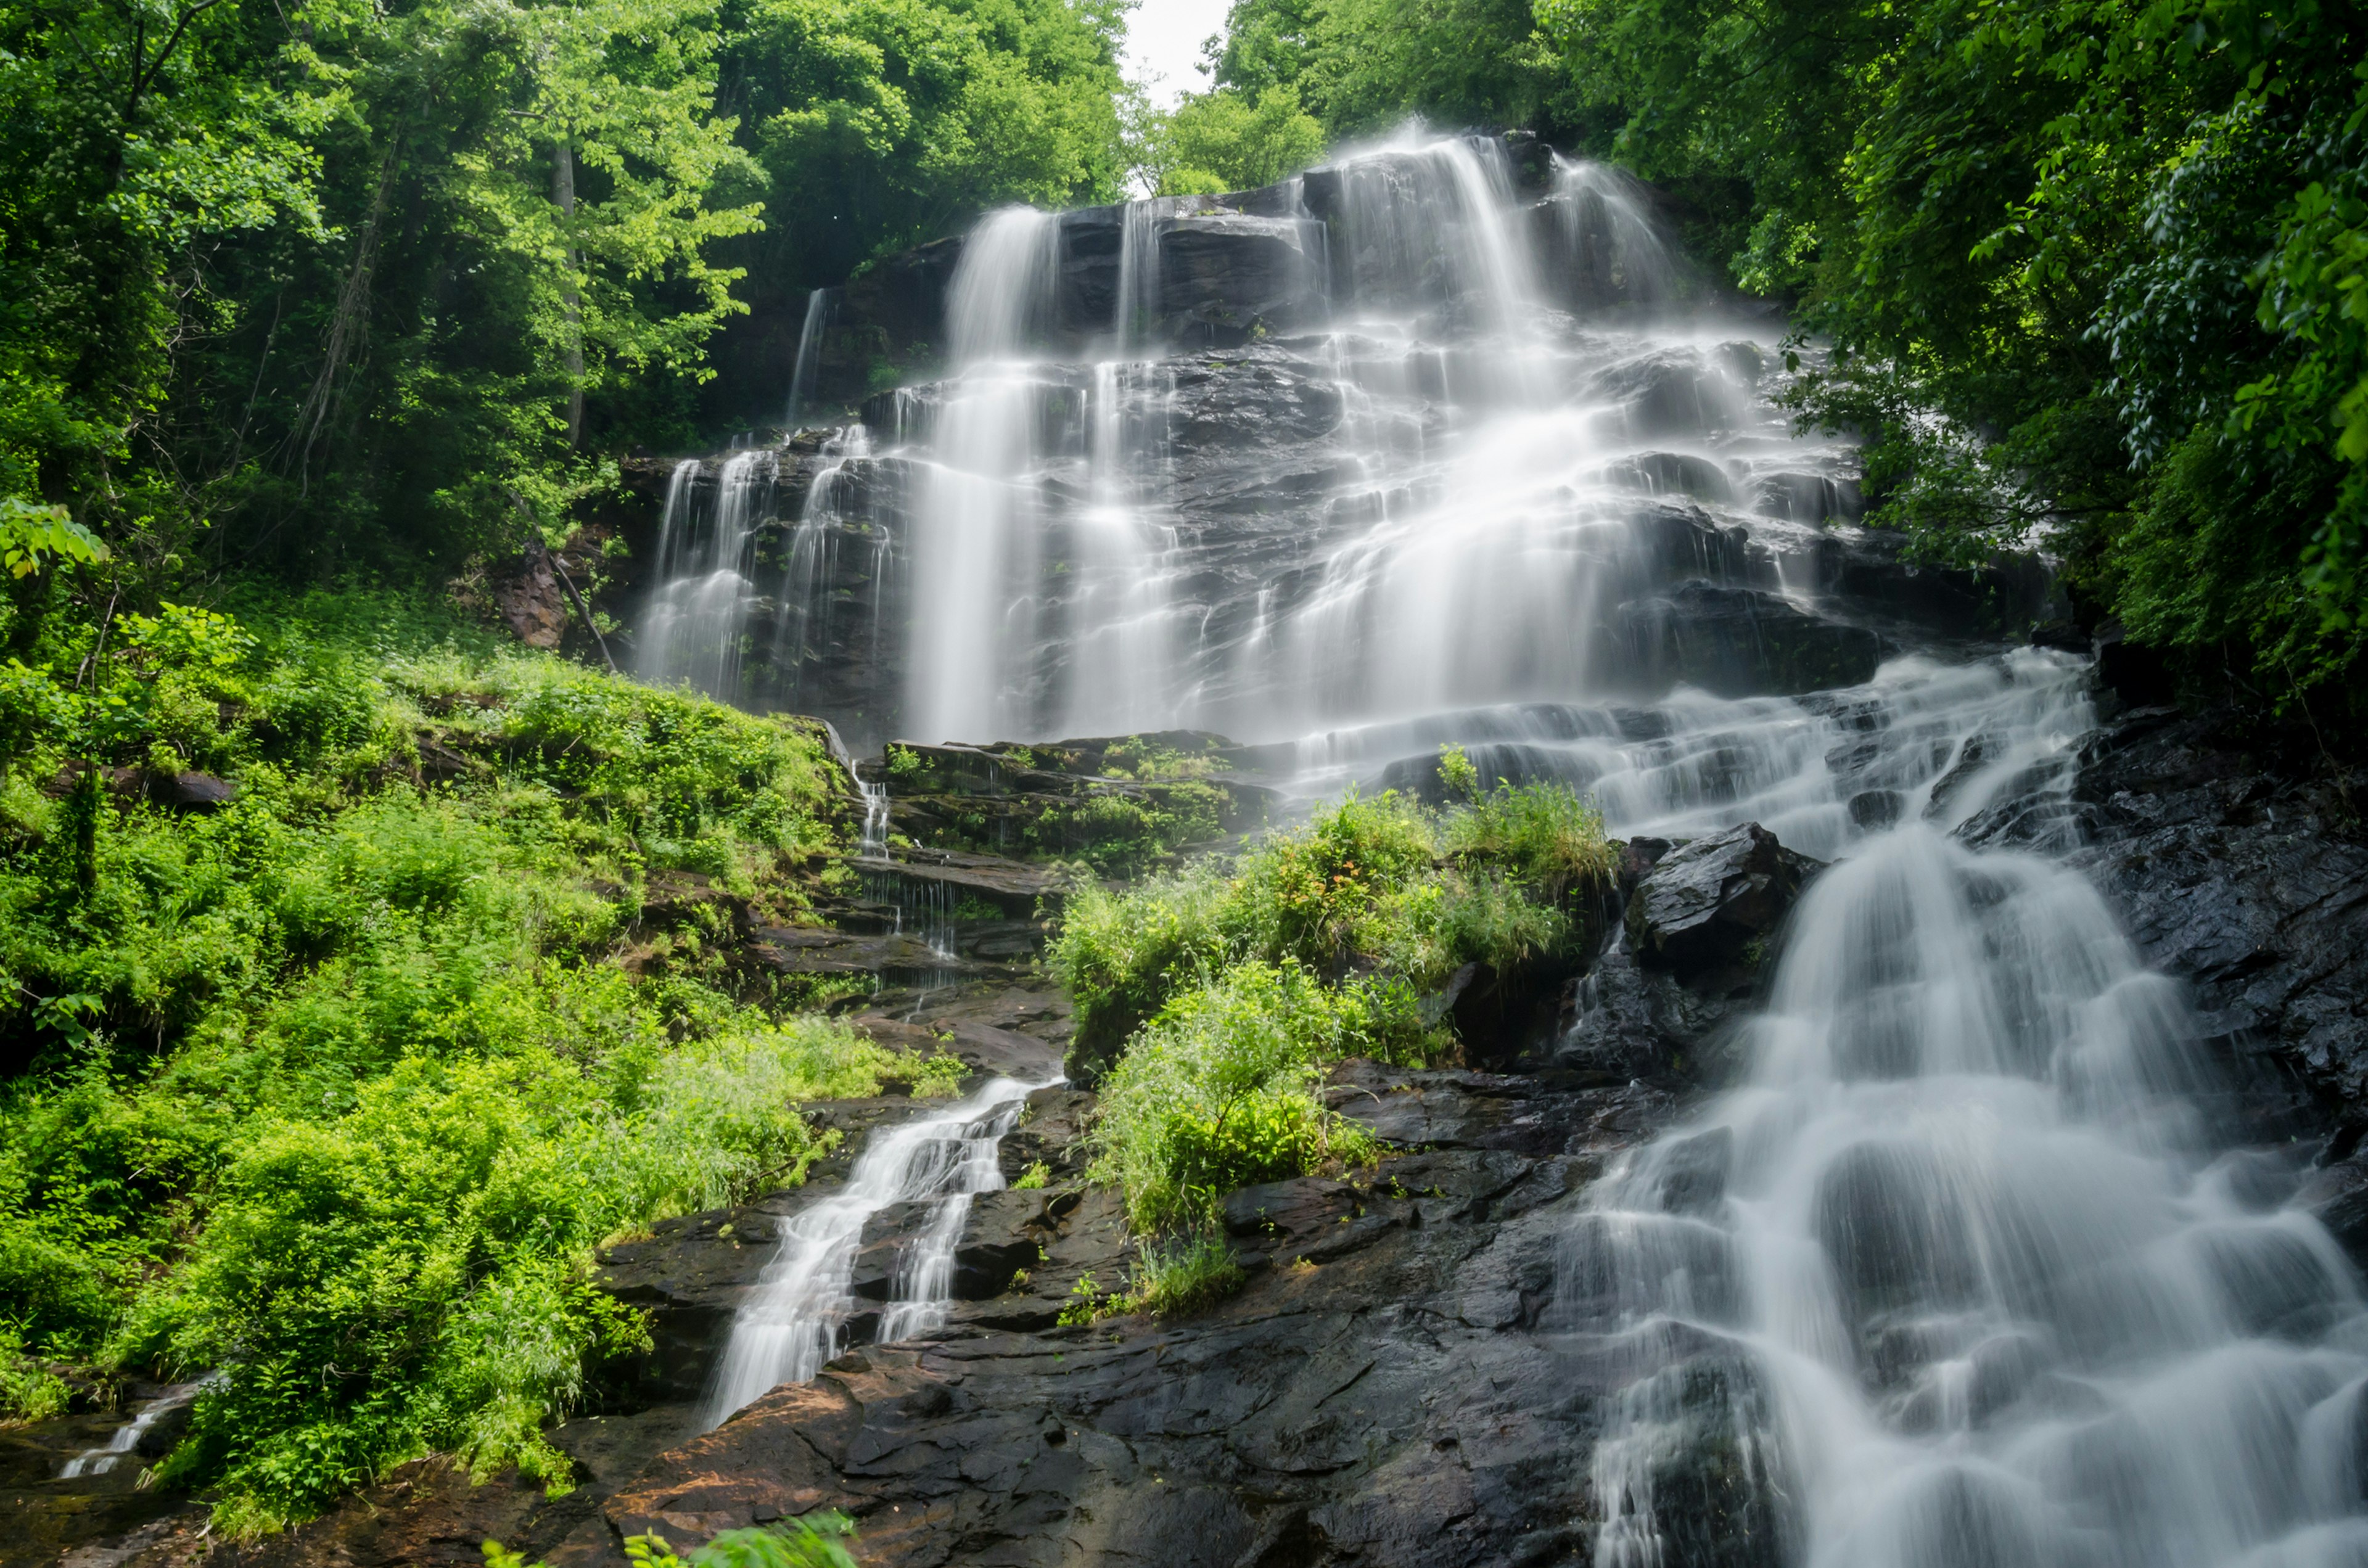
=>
[607,343,2049,747]
[1973,708,2368,1249]
[2033,711,2368,1128]
[561,1065,1688,1568]
[1625,823,1821,982]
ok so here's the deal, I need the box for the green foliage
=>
[1057,781,1612,1228]
[1442,776,1616,901]
[1198,0,2368,717]
[1092,960,1379,1229]
[1051,782,1610,1070]
[1208,0,1564,137]
[1,502,107,581]
[1122,1230,1246,1315]
[1137,84,1326,196]
[486,1514,860,1568]
[729,0,1129,291]
[1057,1270,1111,1326]
[1012,1160,1051,1190]
[0,1322,68,1422]
[0,0,1132,586]
[0,586,955,1528]
[1434,743,1480,803]
[1517,0,2368,710]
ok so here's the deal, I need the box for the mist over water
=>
[646,133,2368,1565]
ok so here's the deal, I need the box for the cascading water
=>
[905,207,1061,741]
[786,287,832,427]
[638,446,772,698]
[57,1378,217,1479]
[699,1075,1051,1427]
[746,132,1856,742]
[636,137,2368,1561]
[1569,821,2368,1568]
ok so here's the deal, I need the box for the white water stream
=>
[699,1075,1051,1427]
[57,1377,215,1479]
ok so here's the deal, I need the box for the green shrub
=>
[1050,863,1235,1065]
[1090,961,1378,1230]
[1125,1230,1247,1316]
[0,1322,68,1422]
[124,1014,927,1532]
[485,1513,859,1568]
[1444,774,1618,900]
[1057,779,1614,1226]
[0,585,935,1529]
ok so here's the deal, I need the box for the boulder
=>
[950,1188,1046,1299]
[147,770,237,811]
[1620,582,1888,697]
[1625,823,1820,980]
[493,537,569,649]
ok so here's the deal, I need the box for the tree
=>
[1141,83,1326,195]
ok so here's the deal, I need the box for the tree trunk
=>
[553,139,584,448]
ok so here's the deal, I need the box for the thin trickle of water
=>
[639,449,772,699]
[786,287,832,427]
[699,1075,1053,1427]
[58,1379,215,1479]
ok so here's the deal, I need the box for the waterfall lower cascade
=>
[637,128,2368,1564]
[57,1378,216,1479]
[699,1075,1050,1427]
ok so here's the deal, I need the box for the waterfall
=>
[786,287,832,427]
[1569,811,2368,1568]
[905,207,1060,741]
[699,1075,1053,1427]
[1550,155,1688,310]
[638,448,771,699]
[636,132,1859,743]
[58,1377,216,1479]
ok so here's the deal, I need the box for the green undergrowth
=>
[486,1513,859,1568]
[1055,753,1616,1232]
[0,584,955,1529]
[1059,1230,1248,1324]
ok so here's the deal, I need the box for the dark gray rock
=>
[149,770,237,811]
[1620,582,1889,698]
[1552,935,1744,1085]
[2044,712,2368,1132]
[952,1188,1050,1300]
[1624,823,1820,982]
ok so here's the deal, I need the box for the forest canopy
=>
[0,0,1130,587]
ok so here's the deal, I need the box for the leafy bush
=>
[1091,961,1379,1230]
[0,587,953,1529]
[485,1513,859,1568]
[0,1322,68,1422]
[1125,1231,1249,1316]
[1057,774,1614,1228]
[128,1014,917,1532]
[1052,779,1610,1070]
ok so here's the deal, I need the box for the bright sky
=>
[1122,0,1236,108]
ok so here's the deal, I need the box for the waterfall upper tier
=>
[622,133,2056,749]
